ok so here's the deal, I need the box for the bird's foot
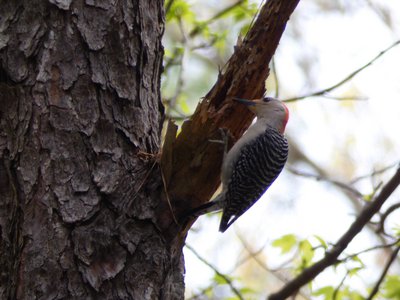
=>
[210,128,233,155]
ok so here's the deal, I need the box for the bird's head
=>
[233,97,289,133]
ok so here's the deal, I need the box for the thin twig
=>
[187,284,215,300]
[287,166,363,199]
[235,241,268,269]
[236,233,312,300]
[165,0,175,14]
[283,40,400,102]
[129,158,158,208]
[339,238,400,263]
[242,0,266,40]
[288,140,392,250]
[161,166,178,225]
[185,244,245,300]
[350,161,399,184]
[189,0,247,37]
[236,234,298,274]
[167,18,188,112]
[332,270,350,300]
[271,57,280,98]
[319,95,368,101]
[268,167,400,300]
[366,245,400,300]
[377,202,400,234]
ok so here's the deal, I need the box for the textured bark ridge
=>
[0,1,178,299]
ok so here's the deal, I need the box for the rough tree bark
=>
[0,0,299,299]
[0,0,170,298]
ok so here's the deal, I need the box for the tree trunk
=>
[0,0,300,299]
[0,1,180,299]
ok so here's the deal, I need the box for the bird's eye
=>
[263,97,272,102]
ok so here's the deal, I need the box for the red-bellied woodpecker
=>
[192,97,289,232]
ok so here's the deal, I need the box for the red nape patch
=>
[281,102,289,132]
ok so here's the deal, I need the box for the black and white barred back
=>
[219,126,288,232]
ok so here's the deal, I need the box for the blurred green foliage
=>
[383,275,400,299]
[162,0,258,120]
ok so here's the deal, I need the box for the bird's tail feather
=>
[188,193,224,217]
[179,193,225,226]
[219,213,239,232]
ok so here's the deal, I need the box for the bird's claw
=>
[219,128,231,147]
[209,128,232,155]
[209,128,229,144]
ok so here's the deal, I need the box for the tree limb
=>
[268,166,400,300]
[160,0,301,242]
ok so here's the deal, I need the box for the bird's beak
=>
[233,97,265,105]
[232,97,256,106]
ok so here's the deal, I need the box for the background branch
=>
[339,238,400,263]
[283,40,400,102]
[185,244,245,300]
[377,202,400,234]
[268,166,400,300]
[366,245,400,300]
[286,166,363,199]
[288,143,395,248]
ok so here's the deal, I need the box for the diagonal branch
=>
[283,40,400,102]
[366,245,400,300]
[286,166,363,199]
[268,166,400,300]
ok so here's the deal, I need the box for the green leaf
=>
[213,273,229,285]
[363,193,373,202]
[177,94,191,114]
[313,235,328,249]
[314,285,365,300]
[348,266,363,277]
[349,255,365,268]
[392,225,400,237]
[384,275,400,299]
[272,234,298,254]
[341,286,364,300]
[192,21,210,38]
[299,240,314,268]
[166,0,194,22]
[313,286,335,299]
[212,31,229,54]
[239,287,255,295]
